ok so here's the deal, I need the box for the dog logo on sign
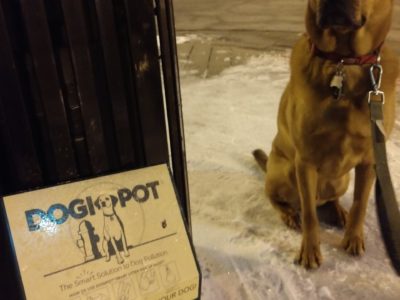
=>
[76,194,131,265]
[94,194,130,264]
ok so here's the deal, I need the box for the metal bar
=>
[156,0,191,228]
[20,0,78,181]
[61,0,109,174]
[0,2,43,192]
[123,0,169,166]
[0,124,6,194]
[94,0,136,167]
[59,48,92,176]
[25,55,58,182]
[112,0,146,168]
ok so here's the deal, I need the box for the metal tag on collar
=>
[330,60,345,100]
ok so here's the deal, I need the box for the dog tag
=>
[330,72,344,100]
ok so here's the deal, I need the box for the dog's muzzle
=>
[317,0,364,29]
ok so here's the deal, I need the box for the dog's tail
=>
[252,149,268,172]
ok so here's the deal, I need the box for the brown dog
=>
[254,0,399,269]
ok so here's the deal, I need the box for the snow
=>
[180,51,400,299]
[176,34,200,45]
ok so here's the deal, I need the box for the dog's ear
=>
[94,197,101,209]
[110,195,118,207]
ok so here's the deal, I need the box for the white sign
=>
[3,164,200,300]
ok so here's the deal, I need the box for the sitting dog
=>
[95,194,130,264]
[254,0,399,269]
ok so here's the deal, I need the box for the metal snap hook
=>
[370,63,383,93]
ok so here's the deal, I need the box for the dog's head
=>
[307,0,394,55]
[94,194,118,210]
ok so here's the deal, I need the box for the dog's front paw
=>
[341,233,365,256]
[294,239,322,269]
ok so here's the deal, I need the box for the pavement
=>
[174,0,400,77]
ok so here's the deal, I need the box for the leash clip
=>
[369,60,383,94]
[368,57,385,104]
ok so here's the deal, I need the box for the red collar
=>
[311,43,382,65]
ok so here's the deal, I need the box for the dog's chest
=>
[317,134,368,177]
[305,102,371,176]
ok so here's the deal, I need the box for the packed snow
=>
[180,48,400,299]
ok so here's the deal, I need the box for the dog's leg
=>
[103,238,110,262]
[266,192,301,230]
[280,211,301,230]
[110,237,124,264]
[121,232,130,258]
[341,164,374,256]
[269,197,300,230]
[265,150,300,230]
[294,157,321,269]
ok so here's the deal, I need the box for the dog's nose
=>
[318,0,363,29]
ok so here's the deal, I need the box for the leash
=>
[368,62,400,275]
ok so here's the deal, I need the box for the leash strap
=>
[369,65,400,275]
